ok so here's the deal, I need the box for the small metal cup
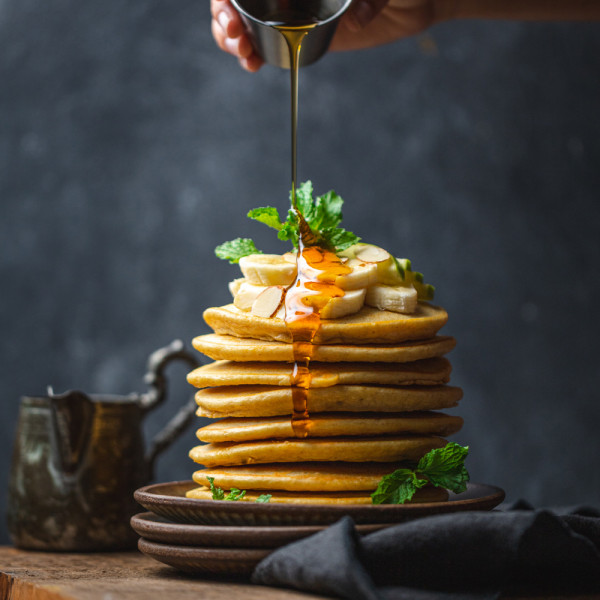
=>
[230,0,353,68]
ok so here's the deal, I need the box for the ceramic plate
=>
[138,538,268,576]
[134,481,505,526]
[131,512,392,548]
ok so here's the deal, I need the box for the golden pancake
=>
[192,462,434,491]
[185,485,449,504]
[189,435,446,467]
[204,303,448,344]
[195,384,463,418]
[192,333,456,363]
[196,412,463,442]
[187,357,451,389]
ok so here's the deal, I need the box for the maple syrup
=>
[263,8,348,437]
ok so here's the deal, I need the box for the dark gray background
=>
[1,0,599,544]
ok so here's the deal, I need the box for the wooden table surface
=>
[1,546,597,600]
[0,547,324,600]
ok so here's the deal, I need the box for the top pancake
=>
[192,333,456,363]
[203,303,448,345]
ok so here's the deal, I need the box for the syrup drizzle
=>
[268,12,349,437]
[284,213,350,437]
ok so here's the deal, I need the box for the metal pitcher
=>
[230,0,352,68]
[7,340,200,551]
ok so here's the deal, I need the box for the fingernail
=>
[218,11,230,32]
[225,37,239,55]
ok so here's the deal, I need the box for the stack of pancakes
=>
[186,303,463,504]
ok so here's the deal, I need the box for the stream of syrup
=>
[264,8,348,437]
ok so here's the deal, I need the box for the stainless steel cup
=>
[230,0,353,68]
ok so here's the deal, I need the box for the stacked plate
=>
[132,480,505,575]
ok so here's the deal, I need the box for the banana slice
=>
[320,288,366,319]
[365,284,418,314]
[233,281,266,311]
[239,254,297,286]
[228,278,245,298]
[335,258,378,290]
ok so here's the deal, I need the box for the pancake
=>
[187,357,451,388]
[196,412,464,442]
[204,303,448,345]
[185,485,449,504]
[195,384,463,418]
[192,333,456,363]
[189,435,446,467]
[192,462,436,491]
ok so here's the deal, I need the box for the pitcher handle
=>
[139,339,201,480]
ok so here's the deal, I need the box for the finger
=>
[239,54,264,72]
[211,0,245,39]
[343,0,389,31]
[211,18,229,53]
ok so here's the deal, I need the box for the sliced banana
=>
[320,288,366,319]
[335,258,378,290]
[228,278,245,298]
[365,284,418,314]
[233,281,266,311]
[239,254,297,286]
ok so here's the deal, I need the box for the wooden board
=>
[0,546,596,600]
[0,547,324,600]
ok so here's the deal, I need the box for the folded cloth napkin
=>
[252,504,600,600]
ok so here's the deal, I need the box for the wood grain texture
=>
[0,547,324,600]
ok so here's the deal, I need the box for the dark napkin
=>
[252,504,600,600]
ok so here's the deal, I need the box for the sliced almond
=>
[251,286,286,319]
[354,245,391,263]
[234,282,266,311]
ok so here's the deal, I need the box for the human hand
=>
[210,0,445,71]
[210,0,264,72]
[332,0,441,51]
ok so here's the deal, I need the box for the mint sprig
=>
[214,238,262,264]
[371,443,470,505]
[206,476,271,503]
[215,181,360,262]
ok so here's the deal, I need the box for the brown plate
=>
[134,481,505,526]
[138,537,268,576]
[131,512,392,548]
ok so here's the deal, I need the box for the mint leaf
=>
[215,238,262,264]
[216,182,360,258]
[417,442,470,494]
[207,476,225,500]
[292,181,315,220]
[281,182,360,251]
[278,208,300,248]
[371,443,470,504]
[255,494,272,503]
[315,190,343,230]
[324,227,361,251]
[247,207,282,230]
[225,488,247,501]
[371,469,427,505]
